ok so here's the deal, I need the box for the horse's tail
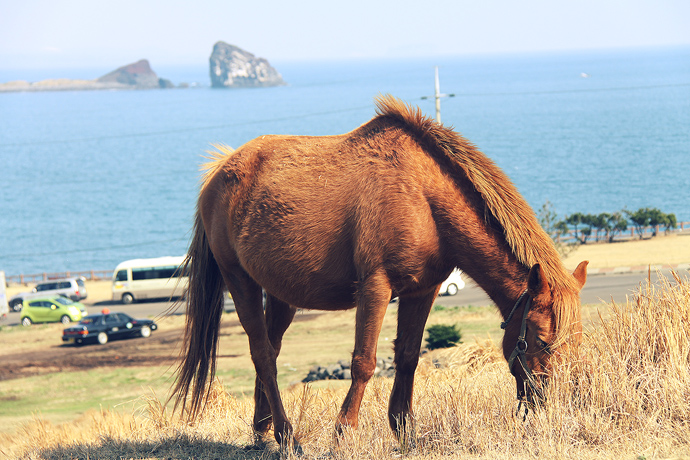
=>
[171,208,225,419]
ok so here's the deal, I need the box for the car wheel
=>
[21,317,32,326]
[121,293,135,305]
[60,315,71,325]
[446,283,459,296]
[11,300,23,312]
[97,332,109,345]
[140,325,151,338]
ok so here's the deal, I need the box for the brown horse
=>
[172,95,588,447]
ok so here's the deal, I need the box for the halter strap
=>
[505,294,532,380]
[500,290,529,330]
[500,289,542,416]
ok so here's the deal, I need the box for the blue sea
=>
[1,46,689,277]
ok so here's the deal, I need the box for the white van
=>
[111,256,188,304]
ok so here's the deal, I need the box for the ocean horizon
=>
[1,46,689,277]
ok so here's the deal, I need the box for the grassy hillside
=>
[1,235,689,458]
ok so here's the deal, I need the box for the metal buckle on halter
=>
[516,338,528,353]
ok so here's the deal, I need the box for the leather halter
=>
[500,290,542,415]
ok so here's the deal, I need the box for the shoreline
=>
[0,80,175,93]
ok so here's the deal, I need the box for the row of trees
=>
[539,204,678,244]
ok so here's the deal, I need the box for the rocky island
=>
[0,59,174,92]
[209,41,285,88]
[0,43,285,92]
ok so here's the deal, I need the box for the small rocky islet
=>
[0,41,284,92]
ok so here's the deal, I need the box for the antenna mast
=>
[421,66,455,123]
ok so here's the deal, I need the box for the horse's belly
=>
[264,276,358,311]
[236,206,360,310]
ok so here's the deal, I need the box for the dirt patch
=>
[0,311,323,382]
[0,327,184,381]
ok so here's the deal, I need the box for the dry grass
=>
[4,271,690,459]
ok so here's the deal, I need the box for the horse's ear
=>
[527,264,549,298]
[572,260,588,289]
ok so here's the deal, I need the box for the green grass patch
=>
[0,366,174,429]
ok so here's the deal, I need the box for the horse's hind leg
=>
[388,288,438,441]
[336,270,392,432]
[223,268,296,447]
[253,294,297,436]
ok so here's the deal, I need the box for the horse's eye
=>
[536,337,550,352]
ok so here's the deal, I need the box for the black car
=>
[62,310,157,345]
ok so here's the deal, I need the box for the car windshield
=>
[53,297,75,306]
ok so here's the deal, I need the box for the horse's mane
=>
[372,95,580,335]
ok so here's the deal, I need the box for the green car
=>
[20,295,87,326]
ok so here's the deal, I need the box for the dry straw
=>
[8,271,690,459]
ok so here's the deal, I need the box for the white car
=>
[388,269,466,304]
[9,277,88,312]
[439,269,465,296]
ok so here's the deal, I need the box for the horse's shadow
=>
[34,435,283,460]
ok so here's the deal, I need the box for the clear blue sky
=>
[2,0,689,70]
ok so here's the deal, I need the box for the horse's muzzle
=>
[514,373,546,419]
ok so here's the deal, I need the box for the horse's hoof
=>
[393,437,417,456]
[244,437,269,451]
[243,444,266,452]
[279,439,303,457]
[394,425,417,453]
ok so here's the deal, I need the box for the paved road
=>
[437,268,688,308]
[4,268,686,326]
[107,268,689,315]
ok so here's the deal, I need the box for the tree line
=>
[539,204,678,244]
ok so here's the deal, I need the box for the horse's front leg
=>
[388,288,438,442]
[336,270,391,433]
[253,294,297,438]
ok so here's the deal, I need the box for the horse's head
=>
[502,261,588,405]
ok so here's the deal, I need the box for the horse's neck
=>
[460,245,529,319]
[437,197,530,319]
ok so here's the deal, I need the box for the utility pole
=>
[421,66,455,123]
